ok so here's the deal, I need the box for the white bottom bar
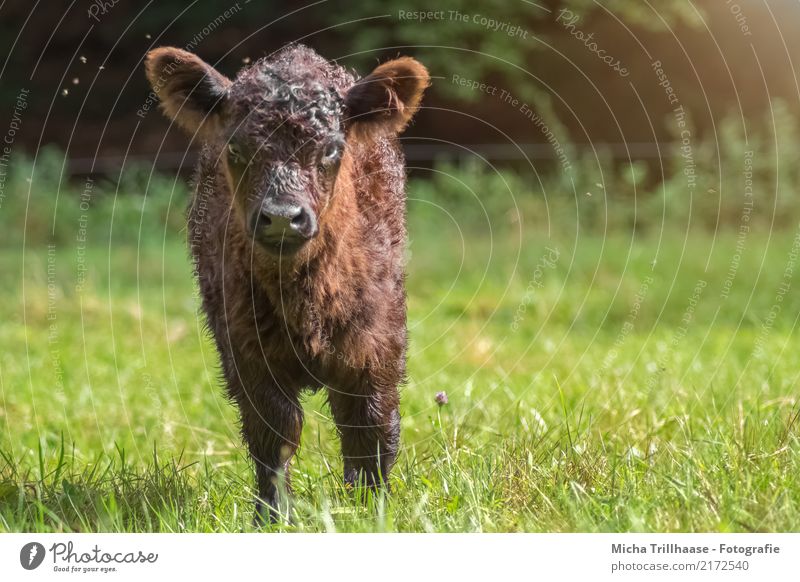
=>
[0,533,795,580]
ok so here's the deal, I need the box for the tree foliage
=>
[323,0,700,103]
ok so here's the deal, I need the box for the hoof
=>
[253,499,278,527]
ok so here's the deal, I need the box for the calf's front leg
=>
[234,385,303,525]
[328,383,400,490]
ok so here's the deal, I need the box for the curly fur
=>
[145,43,429,523]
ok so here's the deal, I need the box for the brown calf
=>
[144,44,428,522]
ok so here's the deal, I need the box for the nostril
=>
[290,209,307,231]
[252,211,272,233]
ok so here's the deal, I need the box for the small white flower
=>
[626,446,643,460]
[530,408,548,433]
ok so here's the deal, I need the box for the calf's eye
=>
[323,142,339,161]
[319,140,343,172]
[227,143,246,165]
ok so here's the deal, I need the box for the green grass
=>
[1,146,800,531]
[2,200,800,532]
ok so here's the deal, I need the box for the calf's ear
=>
[144,47,231,137]
[345,57,429,136]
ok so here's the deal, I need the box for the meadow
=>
[1,145,800,532]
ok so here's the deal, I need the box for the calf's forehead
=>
[226,63,347,142]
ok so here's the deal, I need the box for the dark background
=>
[1,0,799,174]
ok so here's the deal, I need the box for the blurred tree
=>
[324,0,701,102]
[3,0,798,159]
[319,0,703,157]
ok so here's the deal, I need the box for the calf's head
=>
[145,45,429,257]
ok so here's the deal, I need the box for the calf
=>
[144,44,428,523]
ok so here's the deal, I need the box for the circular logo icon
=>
[20,542,46,570]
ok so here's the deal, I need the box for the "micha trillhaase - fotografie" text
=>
[612,543,779,557]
